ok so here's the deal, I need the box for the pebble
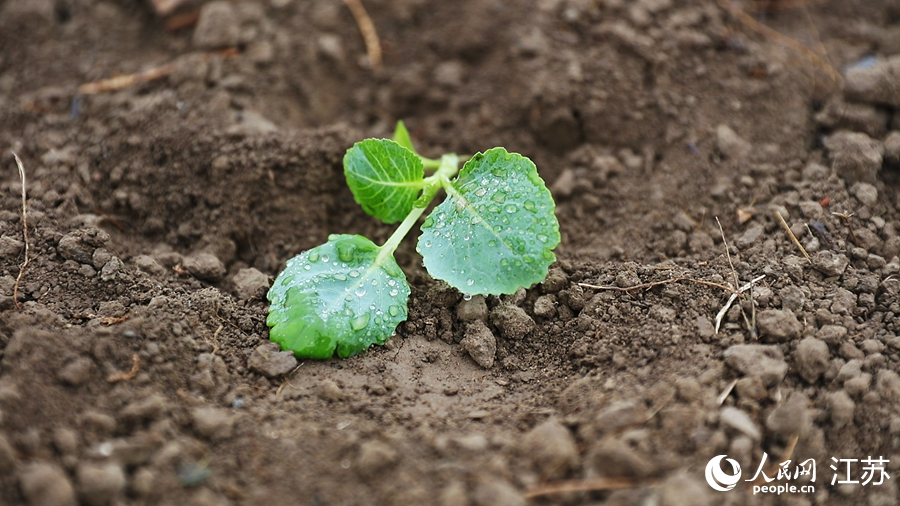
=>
[716,124,752,160]
[736,222,764,248]
[823,131,884,184]
[659,471,712,506]
[522,418,579,479]
[816,324,847,344]
[19,463,77,506]
[533,294,557,318]
[720,406,761,440]
[191,407,234,441]
[472,480,525,506]
[183,252,226,282]
[99,257,124,281]
[811,250,850,277]
[119,394,168,424]
[765,392,811,438]
[133,255,166,276]
[852,182,879,206]
[827,390,855,428]
[456,295,488,322]
[57,228,109,264]
[193,1,240,49]
[844,55,900,107]
[76,461,126,506]
[232,267,269,300]
[248,342,298,378]
[490,305,535,340]
[57,356,94,386]
[876,369,900,400]
[794,337,830,383]
[317,379,345,402]
[461,320,496,369]
[584,439,654,478]
[756,309,803,342]
[724,344,787,386]
[356,440,398,479]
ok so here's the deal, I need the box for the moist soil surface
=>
[2,0,900,505]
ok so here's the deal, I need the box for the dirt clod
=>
[461,320,496,369]
[76,461,126,506]
[490,305,534,340]
[183,252,227,282]
[724,344,787,386]
[521,418,578,479]
[756,308,803,342]
[794,337,830,383]
[19,463,77,506]
[248,342,298,378]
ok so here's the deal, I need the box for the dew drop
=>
[355,286,366,297]
[524,200,536,212]
[350,313,370,331]
[389,305,400,317]
[463,294,473,301]
[505,204,517,214]
[471,216,483,225]
[537,234,548,243]
[492,192,506,204]
[466,278,475,286]
[321,254,330,263]
[488,240,498,247]
[349,270,360,277]
[303,264,311,270]
[424,240,433,248]
[500,258,509,266]
[475,188,487,197]
[389,288,399,296]
[308,251,319,262]
[334,273,347,281]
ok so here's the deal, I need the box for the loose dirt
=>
[1,0,900,505]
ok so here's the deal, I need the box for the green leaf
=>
[344,139,424,224]
[392,121,416,154]
[266,234,410,359]
[417,148,560,295]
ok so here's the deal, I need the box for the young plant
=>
[266,122,560,359]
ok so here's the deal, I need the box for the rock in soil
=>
[19,463,77,506]
[756,309,803,342]
[456,295,488,322]
[76,461,126,506]
[844,55,900,107]
[248,342,298,378]
[490,305,535,340]
[232,267,270,300]
[823,130,884,184]
[461,320,496,369]
[183,252,227,282]
[521,418,579,479]
[724,344,788,386]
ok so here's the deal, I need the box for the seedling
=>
[266,122,560,359]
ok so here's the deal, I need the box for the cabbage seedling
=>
[266,122,560,358]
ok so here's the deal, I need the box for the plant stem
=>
[376,153,458,265]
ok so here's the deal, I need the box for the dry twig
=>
[78,64,176,95]
[525,477,658,498]
[775,211,810,262]
[12,153,29,310]
[342,0,383,70]
[107,354,141,383]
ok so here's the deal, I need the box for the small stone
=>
[736,222,764,248]
[317,379,345,402]
[0,236,24,260]
[584,439,654,479]
[490,305,535,340]
[522,418,579,479]
[659,472,712,506]
[191,407,234,440]
[827,390,855,429]
[823,131,884,184]
[811,250,850,277]
[794,337,830,383]
[756,309,803,342]
[183,252,226,282]
[779,285,805,311]
[248,342,298,378]
[724,344,787,386]
[766,392,811,438]
[133,255,166,276]
[100,257,124,281]
[91,248,112,270]
[57,357,94,386]
[472,481,525,506]
[461,320,496,369]
[844,55,900,107]
[876,369,900,400]
[356,440,398,479]
[20,463,77,506]
[852,182,879,206]
[120,394,168,424]
[193,0,239,49]
[720,406,761,440]
[816,324,847,344]
[57,229,109,264]
[533,294,557,318]
[233,267,269,300]
[716,124,752,160]
[456,295,488,322]
[76,461,126,506]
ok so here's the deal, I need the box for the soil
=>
[2,0,900,505]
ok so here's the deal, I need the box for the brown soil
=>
[2,0,900,505]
